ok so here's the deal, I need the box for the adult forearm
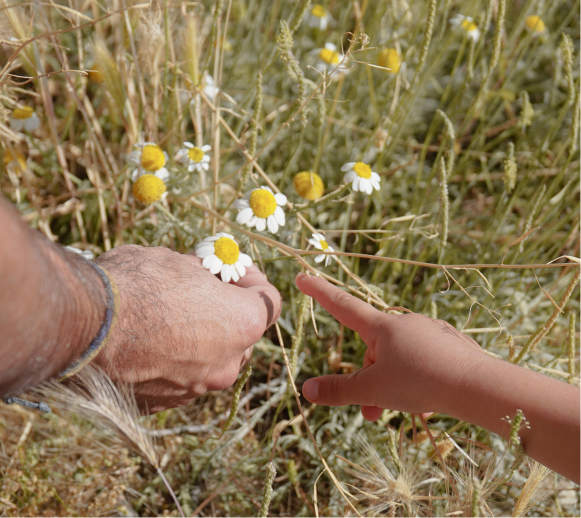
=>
[0,196,106,396]
[444,354,580,483]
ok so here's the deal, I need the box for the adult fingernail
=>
[296,272,307,281]
[302,379,319,401]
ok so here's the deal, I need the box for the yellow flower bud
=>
[293,172,325,200]
[525,15,545,33]
[377,48,401,74]
[132,174,166,204]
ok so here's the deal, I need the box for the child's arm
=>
[296,273,580,484]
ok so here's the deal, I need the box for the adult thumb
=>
[302,368,378,408]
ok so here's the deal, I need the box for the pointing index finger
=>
[295,273,383,347]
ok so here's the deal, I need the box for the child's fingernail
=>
[302,379,319,401]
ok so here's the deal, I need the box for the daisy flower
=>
[377,48,401,74]
[233,186,287,234]
[308,232,335,267]
[10,106,40,132]
[525,15,545,34]
[126,142,170,182]
[195,233,253,283]
[132,174,167,204]
[3,149,27,175]
[305,4,332,30]
[450,15,481,42]
[313,43,348,75]
[293,171,325,200]
[342,161,381,194]
[175,143,211,173]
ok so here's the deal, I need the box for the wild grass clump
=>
[0,0,579,516]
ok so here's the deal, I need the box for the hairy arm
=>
[0,195,105,396]
[0,195,282,412]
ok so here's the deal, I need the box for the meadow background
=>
[0,0,580,516]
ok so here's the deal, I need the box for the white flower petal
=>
[155,168,170,182]
[203,254,217,269]
[325,255,332,266]
[10,119,24,131]
[236,207,254,225]
[343,171,357,184]
[255,218,266,232]
[274,193,287,205]
[235,262,246,278]
[239,253,253,267]
[247,215,258,228]
[210,257,223,275]
[267,215,279,234]
[315,254,325,263]
[202,145,212,151]
[320,17,327,30]
[221,264,232,283]
[260,186,273,194]
[328,245,335,252]
[233,199,250,210]
[341,162,356,172]
[274,206,285,226]
[371,172,380,181]
[325,42,336,51]
[195,247,215,259]
[352,176,360,191]
[183,142,193,148]
[131,168,140,182]
[314,233,324,241]
[308,238,320,247]
[230,265,240,283]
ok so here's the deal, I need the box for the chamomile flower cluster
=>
[175,143,211,173]
[9,106,40,132]
[304,4,333,30]
[127,142,170,183]
[450,15,481,42]
[342,161,381,194]
[233,186,287,233]
[195,233,253,283]
[313,43,349,75]
[309,233,335,266]
[124,140,214,204]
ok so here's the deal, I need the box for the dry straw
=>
[512,462,551,517]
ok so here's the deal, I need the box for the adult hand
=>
[93,245,281,413]
[296,273,486,421]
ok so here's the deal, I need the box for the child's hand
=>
[296,273,487,421]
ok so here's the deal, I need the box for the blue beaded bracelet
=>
[58,261,120,380]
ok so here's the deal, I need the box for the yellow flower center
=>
[319,48,339,64]
[188,147,204,163]
[293,172,325,200]
[132,174,167,204]
[12,106,34,120]
[249,189,277,218]
[214,237,240,265]
[3,150,26,171]
[378,48,401,73]
[319,239,329,250]
[461,19,478,32]
[353,162,372,179]
[141,145,166,172]
[88,69,104,83]
[525,15,545,32]
[311,4,326,17]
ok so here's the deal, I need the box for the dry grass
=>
[0,0,580,516]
